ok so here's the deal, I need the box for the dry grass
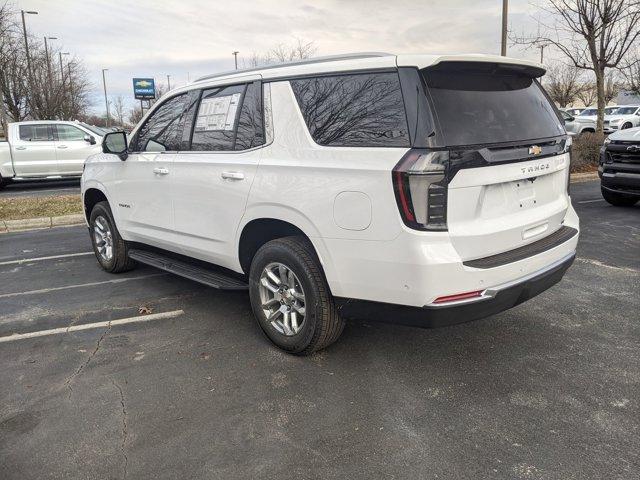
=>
[571,132,604,173]
[0,194,82,221]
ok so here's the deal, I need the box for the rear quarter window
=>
[290,72,410,147]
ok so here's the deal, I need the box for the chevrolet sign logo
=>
[528,145,542,155]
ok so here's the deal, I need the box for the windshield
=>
[422,66,563,146]
[605,107,618,115]
[613,107,639,115]
[79,122,107,135]
[579,108,597,116]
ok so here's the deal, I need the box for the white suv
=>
[82,53,579,354]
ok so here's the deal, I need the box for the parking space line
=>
[0,310,185,343]
[0,273,169,299]
[577,198,605,204]
[0,252,94,266]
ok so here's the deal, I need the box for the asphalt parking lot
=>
[0,179,80,198]
[0,179,638,479]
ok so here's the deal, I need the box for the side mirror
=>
[84,134,96,145]
[566,115,575,123]
[102,131,128,161]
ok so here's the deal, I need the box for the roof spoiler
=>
[425,60,545,78]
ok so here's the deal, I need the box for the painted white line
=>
[0,310,184,343]
[577,198,605,204]
[0,273,168,299]
[0,251,94,266]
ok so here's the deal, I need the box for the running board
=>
[127,249,248,290]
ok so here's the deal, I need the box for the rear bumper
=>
[336,252,575,328]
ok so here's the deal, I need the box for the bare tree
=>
[128,104,143,125]
[112,95,126,126]
[604,74,621,103]
[543,62,583,107]
[618,49,640,95]
[246,39,317,67]
[513,0,640,133]
[576,82,598,106]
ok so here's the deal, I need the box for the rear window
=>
[19,124,52,141]
[423,67,564,146]
[290,72,410,147]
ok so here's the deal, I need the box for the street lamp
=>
[43,36,57,84]
[501,0,508,56]
[59,52,69,84]
[232,51,239,70]
[166,74,171,90]
[20,10,38,85]
[102,68,110,127]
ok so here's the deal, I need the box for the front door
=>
[54,124,100,175]
[11,124,57,177]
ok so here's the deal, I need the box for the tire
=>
[249,236,344,355]
[601,187,638,207]
[89,201,136,273]
[621,122,633,130]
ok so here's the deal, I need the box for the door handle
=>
[153,167,170,175]
[221,171,245,180]
[15,146,26,150]
[57,145,68,149]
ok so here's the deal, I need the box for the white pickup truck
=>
[0,120,104,189]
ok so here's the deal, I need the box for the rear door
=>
[11,124,57,177]
[171,80,265,266]
[421,63,570,261]
[54,124,100,175]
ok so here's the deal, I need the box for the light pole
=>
[67,63,74,118]
[102,68,110,127]
[538,44,546,63]
[501,0,508,56]
[166,74,171,90]
[232,51,239,70]
[43,36,57,80]
[59,52,69,85]
[20,10,38,86]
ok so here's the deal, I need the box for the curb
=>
[1,214,85,234]
[570,171,598,183]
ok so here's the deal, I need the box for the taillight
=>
[392,149,449,231]
[563,136,572,196]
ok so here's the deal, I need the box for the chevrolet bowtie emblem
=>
[528,145,542,155]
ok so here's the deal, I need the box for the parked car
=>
[599,126,640,206]
[82,53,579,354]
[561,110,596,136]
[563,107,584,116]
[0,120,102,189]
[578,106,619,122]
[603,105,640,133]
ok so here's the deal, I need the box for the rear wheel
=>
[249,236,344,355]
[601,187,638,207]
[89,201,136,273]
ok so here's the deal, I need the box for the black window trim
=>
[289,69,412,149]
[18,124,55,142]
[179,79,267,155]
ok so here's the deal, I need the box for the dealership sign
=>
[133,78,156,100]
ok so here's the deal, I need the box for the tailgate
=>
[447,153,570,261]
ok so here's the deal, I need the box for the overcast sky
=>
[17,0,550,115]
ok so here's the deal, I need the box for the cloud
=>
[19,0,543,115]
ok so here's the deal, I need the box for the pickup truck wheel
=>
[249,236,344,355]
[601,187,638,207]
[89,201,136,273]
[621,122,633,130]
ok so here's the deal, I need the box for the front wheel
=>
[249,236,344,355]
[621,122,633,130]
[601,187,638,207]
[89,201,136,273]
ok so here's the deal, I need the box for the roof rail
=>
[194,52,393,83]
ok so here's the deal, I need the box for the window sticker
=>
[195,93,241,132]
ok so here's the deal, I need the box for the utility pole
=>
[102,68,110,127]
[501,0,508,56]
[0,70,8,136]
[232,51,239,70]
[59,52,69,84]
[20,10,38,87]
[166,74,171,90]
[43,36,57,84]
[538,44,545,63]
[67,63,74,118]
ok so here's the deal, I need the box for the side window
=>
[290,72,410,147]
[19,124,53,141]
[132,93,193,152]
[234,81,264,150]
[56,125,86,141]
[191,84,245,151]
